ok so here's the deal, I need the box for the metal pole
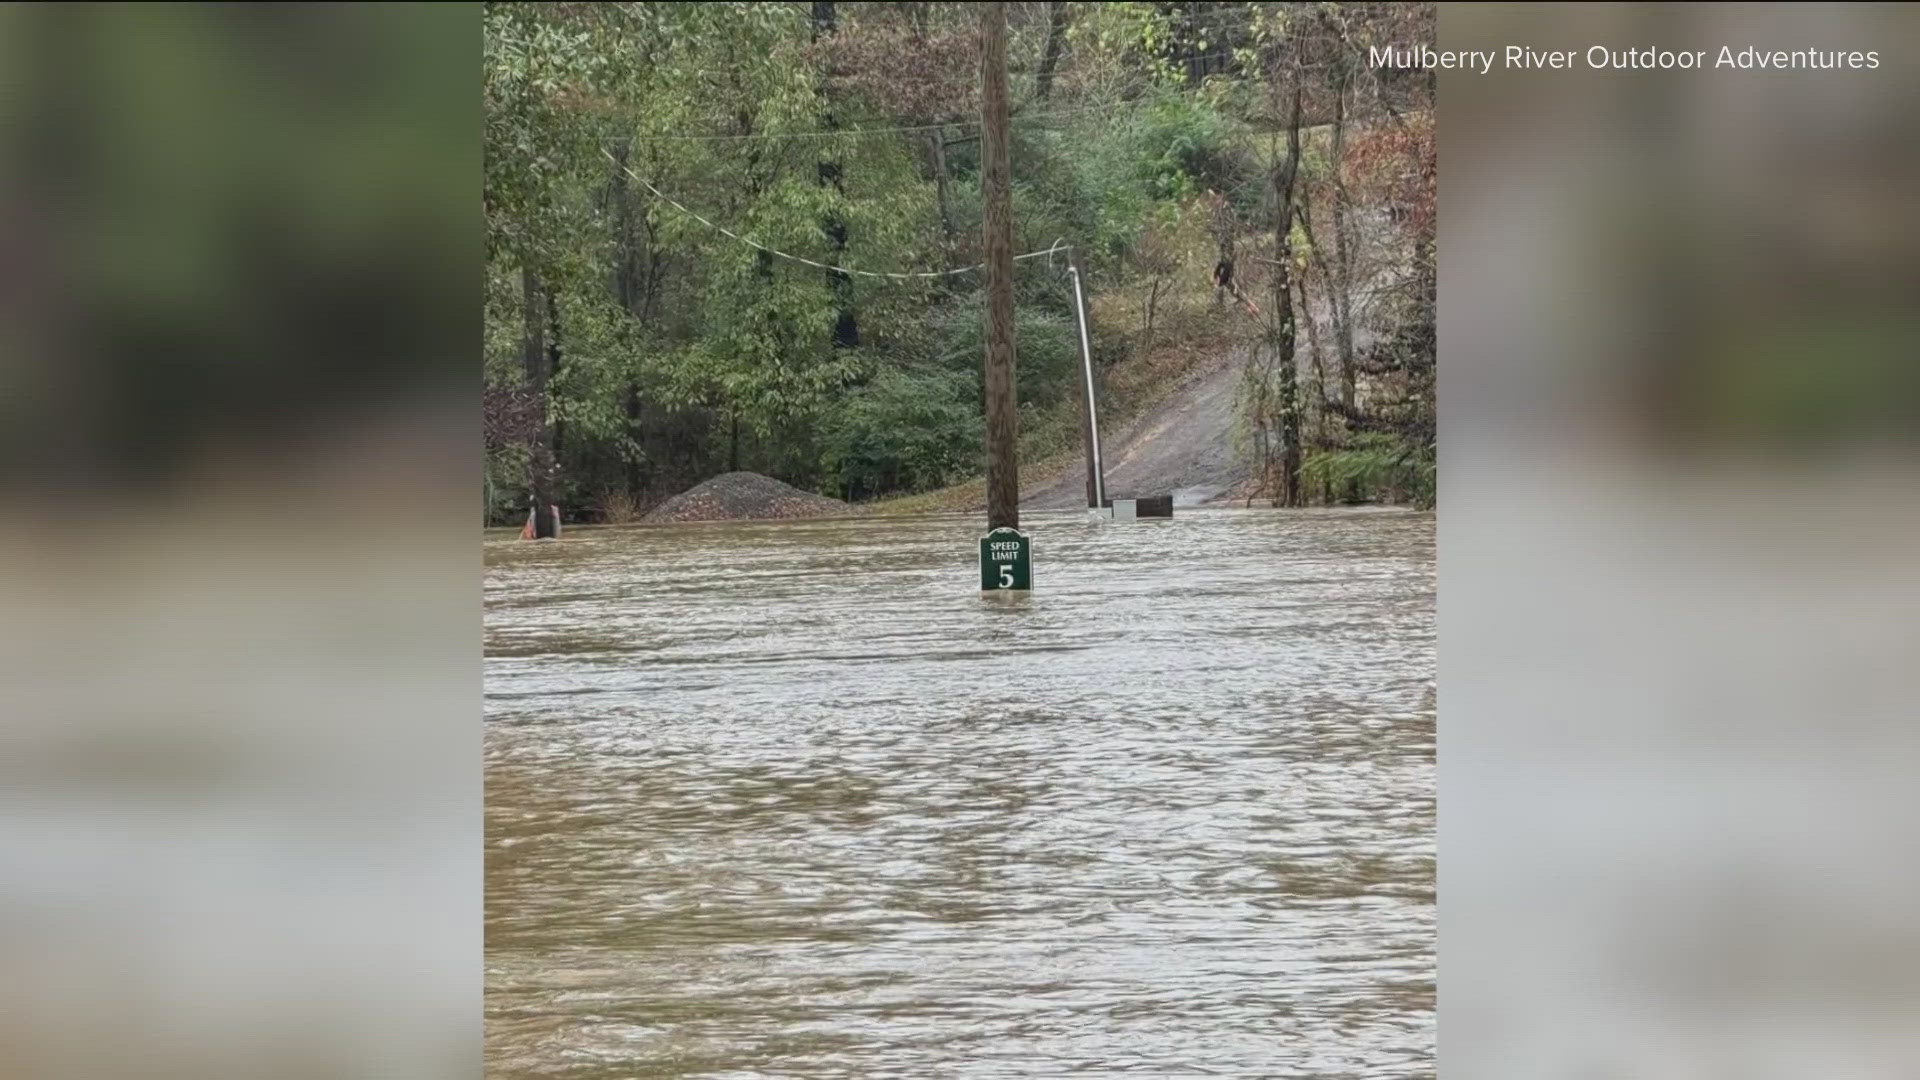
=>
[1067,250,1105,509]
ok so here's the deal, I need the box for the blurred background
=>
[0,5,474,1079]
[1441,3,1920,1077]
[1,2,1916,1077]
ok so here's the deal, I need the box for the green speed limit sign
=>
[979,527,1031,591]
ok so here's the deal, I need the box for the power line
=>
[603,147,1069,280]
[620,79,1233,145]
[607,77,1420,157]
[625,116,971,144]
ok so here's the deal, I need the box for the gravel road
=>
[1022,349,1251,510]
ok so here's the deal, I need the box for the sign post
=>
[979,526,1031,592]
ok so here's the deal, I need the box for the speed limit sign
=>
[979,527,1031,592]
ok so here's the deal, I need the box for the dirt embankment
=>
[1020,347,1250,510]
[869,348,1252,517]
[644,472,848,523]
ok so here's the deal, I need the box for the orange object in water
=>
[521,505,561,540]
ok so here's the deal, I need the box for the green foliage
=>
[820,366,982,500]
[934,300,1081,413]
[485,442,532,523]
[1130,95,1250,201]
[483,1,1435,518]
[1302,434,1436,508]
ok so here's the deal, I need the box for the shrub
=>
[819,366,982,501]
[933,301,1080,413]
[1301,433,1436,507]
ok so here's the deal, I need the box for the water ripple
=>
[487,507,1433,1077]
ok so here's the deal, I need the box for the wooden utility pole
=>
[980,1,1018,531]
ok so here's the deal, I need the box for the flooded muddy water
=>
[486,507,1434,1077]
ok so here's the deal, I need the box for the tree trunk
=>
[927,130,955,248]
[609,145,657,505]
[610,143,634,310]
[1296,274,1332,505]
[1035,1,1068,100]
[979,2,1019,531]
[1268,84,1303,507]
[624,384,644,500]
[1330,76,1357,414]
[521,265,558,538]
[1295,191,1346,505]
[546,286,565,463]
[814,1,857,349]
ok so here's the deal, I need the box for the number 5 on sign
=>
[979,527,1031,592]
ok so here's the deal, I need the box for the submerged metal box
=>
[1101,495,1171,520]
[1135,494,1173,518]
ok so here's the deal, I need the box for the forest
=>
[484,1,1435,525]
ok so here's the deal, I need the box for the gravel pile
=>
[644,471,849,523]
